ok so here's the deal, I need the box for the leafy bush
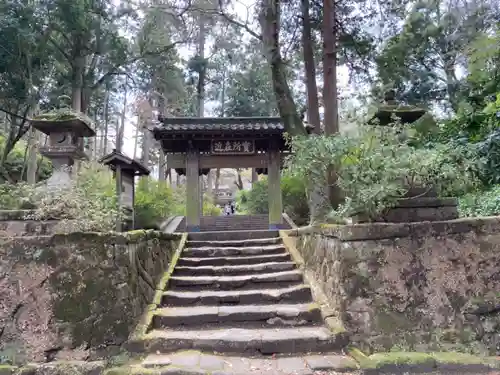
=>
[459,185,500,217]
[236,174,309,225]
[430,93,500,185]
[134,180,222,228]
[286,124,480,221]
[0,134,52,183]
[28,162,119,231]
[135,179,174,229]
[0,161,223,231]
[0,182,37,209]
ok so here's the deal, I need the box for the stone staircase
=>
[129,230,352,374]
[175,215,292,232]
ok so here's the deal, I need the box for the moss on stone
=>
[366,352,436,369]
[431,352,489,365]
[0,365,17,375]
[15,361,106,375]
[347,346,373,368]
[128,305,156,342]
[151,233,187,306]
[352,351,498,370]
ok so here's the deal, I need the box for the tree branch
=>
[91,40,186,90]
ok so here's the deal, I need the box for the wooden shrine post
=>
[186,141,201,232]
[268,141,283,229]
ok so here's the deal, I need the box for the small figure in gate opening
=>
[224,203,232,216]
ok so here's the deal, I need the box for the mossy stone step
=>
[186,237,282,248]
[173,261,296,276]
[130,326,347,355]
[177,252,292,267]
[161,284,313,307]
[152,303,322,328]
[182,244,286,258]
[169,270,303,291]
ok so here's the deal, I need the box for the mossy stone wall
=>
[293,218,500,356]
[0,230,181,365]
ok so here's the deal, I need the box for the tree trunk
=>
[158,149,166,181]
[322,0,338,135]
[214,168,221,196]
[322,0,342,210]
[301,0,321,133]
[207,170,213,197]
[71,56,85,112]
[235,169,244,190]
[133,123,140,159]
[252,169,258,185]
[26,103,40,184]
[259,0,305,136]
[116,78,128,153]
[102,84,110,155]
[197,17,206,117]
[140,97,153,167]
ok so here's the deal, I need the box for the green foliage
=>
[459,185,500,218]
[236,174,309,225]
[134,178,223,229]
[286,125,480,221]
[375,2,498,109]
[203,198,223,216]
[431,93,500,185]
[0,135,52,183]
[0,162,119,231]
[134,179,174,229]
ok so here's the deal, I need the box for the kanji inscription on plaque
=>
[211,140,255,155]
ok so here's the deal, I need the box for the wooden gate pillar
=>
[186,144,201,232]
[268,147,283,230]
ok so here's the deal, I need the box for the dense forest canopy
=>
[0,0,499,227]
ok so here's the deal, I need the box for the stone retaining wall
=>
[291,218,500,356]
[0,210,66,236]
[0,230,182,365]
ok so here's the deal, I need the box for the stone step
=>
[133,326,346,355]
[140,351,358,374]
[152,303,322,328]
[169,270,303,291]
[161,285,313,307]
[177,252,292,267]
[173,262,296,276]
[183,244,286,258]
[188,230,279,242]
[187,237,282,248]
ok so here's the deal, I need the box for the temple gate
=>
[152,116,289,232]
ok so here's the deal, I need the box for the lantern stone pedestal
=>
[31,117,95,191]
[100,149,150,231]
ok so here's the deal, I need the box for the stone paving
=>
[140,350,358,374]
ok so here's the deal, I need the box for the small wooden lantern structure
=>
[100,149,150,230]
[31,113,95,190]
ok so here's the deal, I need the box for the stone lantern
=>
[355,90,459,223]
[99,149,150,230]
[31,111,95,190]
